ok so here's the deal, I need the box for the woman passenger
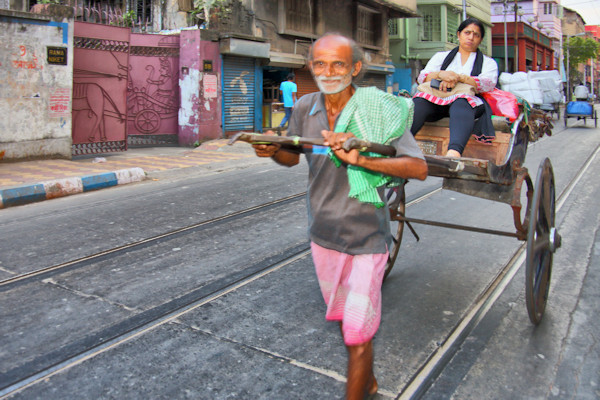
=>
[410,17,499,158]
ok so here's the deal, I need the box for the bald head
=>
[308,33,365,66]
[308,34,365,91]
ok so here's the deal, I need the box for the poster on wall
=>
[204,74,218,99]
[49,88,71,118]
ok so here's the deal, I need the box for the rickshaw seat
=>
[415,118,512,165]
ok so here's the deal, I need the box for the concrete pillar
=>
[179,28,222,145]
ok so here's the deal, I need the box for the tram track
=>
[2,117,596,398]
[0,166,525,397]
[0,182,444,397]
[0,244,312,397]
[0,179,317,396]
[0,192,307,291]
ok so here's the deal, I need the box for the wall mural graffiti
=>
[11,45,43,70]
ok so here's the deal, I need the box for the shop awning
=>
[373,0,419,18]
[366,63,395,74]
[268,52,306,68]
[220,37,270,59]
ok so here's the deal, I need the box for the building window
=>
[447,9,461,44]
[279,0,316,36]
[543,3,552,15]
[526,47,534,61]
[70,0,132,26]
[131,0,152,24]
[356,4,381,47]
[388,18,399,37]
[418,5,441,42]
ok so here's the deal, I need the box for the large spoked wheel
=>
[383,181,407,282]
[525,158,561,325]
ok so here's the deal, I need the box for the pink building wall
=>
[179,29,222,145]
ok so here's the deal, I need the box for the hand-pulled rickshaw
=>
[229,102,559,325]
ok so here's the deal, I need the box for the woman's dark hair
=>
[457,17,485,39]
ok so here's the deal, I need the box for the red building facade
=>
[492,22,555,73]
[584,25,600,94]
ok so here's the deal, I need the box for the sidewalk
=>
[0,139,265,209]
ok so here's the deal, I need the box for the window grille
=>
[543,3,552,15]
[71,0,133,27]
[131,0,152,25]
[542,36,550,46]
[418,5,441,42]
[447,9,460,44]
[285,0,314,34]
[388,18,399,37]
[356,5,380,46]
[526,47,534,60]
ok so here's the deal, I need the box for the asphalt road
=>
[1,117,599,399]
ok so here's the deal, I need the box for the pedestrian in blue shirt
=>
[279,73,297,128]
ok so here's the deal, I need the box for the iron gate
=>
[72,22,130,155]
[127,33,180,146]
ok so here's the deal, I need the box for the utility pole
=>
[462,0,467,20]
[566,36,570,100]
[504,0,508,72]
[514,0,519,72]
[591,59,595,99]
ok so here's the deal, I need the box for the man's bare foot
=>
[445,149,461,158]
[368,375,378,396]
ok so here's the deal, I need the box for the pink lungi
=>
[310,242,388,346]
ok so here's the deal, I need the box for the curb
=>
[0,167,146,209]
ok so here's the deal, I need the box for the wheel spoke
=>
[383,184,406,282]
[532,236,549,253]
[534,255,551,309]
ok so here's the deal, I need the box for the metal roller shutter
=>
[223,56,255,132]
[294,67,319,98]
[357,73,386,91]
